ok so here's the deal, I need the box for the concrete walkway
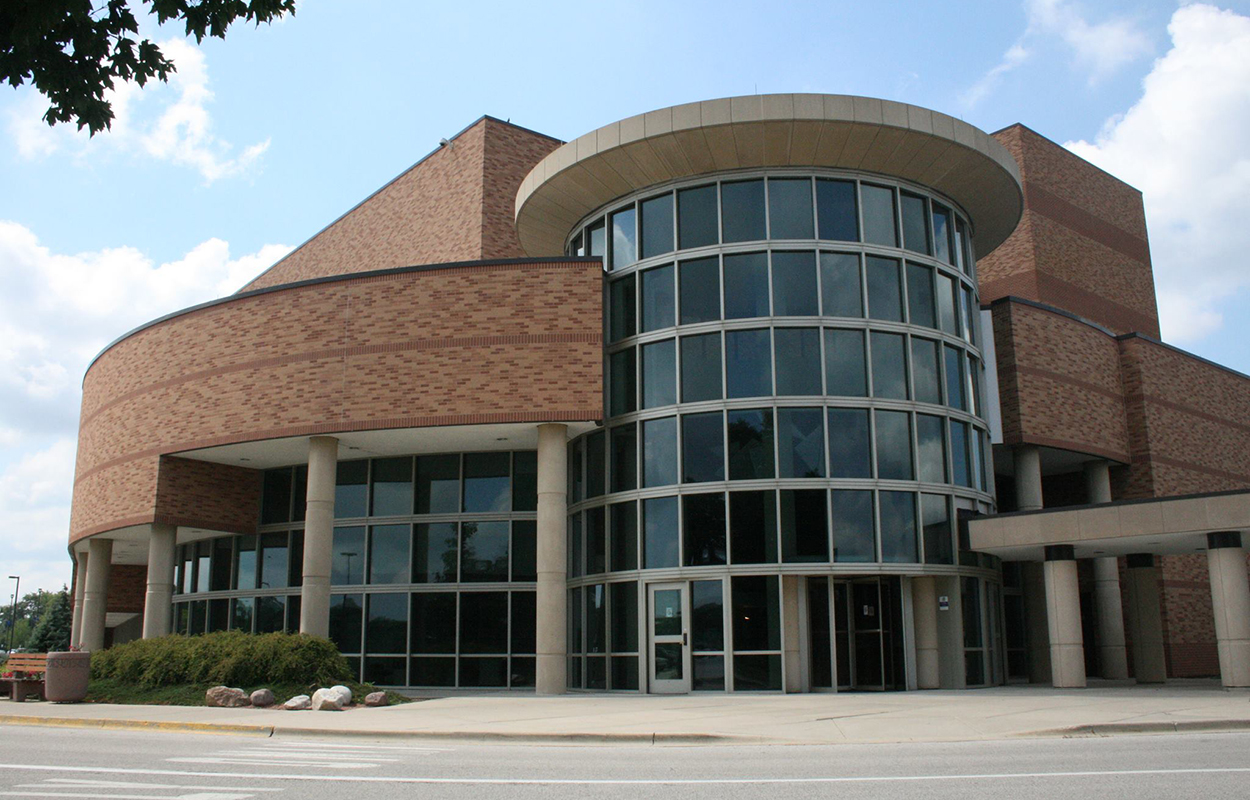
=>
[2,682,1248,745]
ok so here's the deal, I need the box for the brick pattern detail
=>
[71,260,604,543]
[980,125,1160,338]
[105,565,146,614]
[241,119,560,291]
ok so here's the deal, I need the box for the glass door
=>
[807,578,834,690]
[852,580,885,690]
[648,582,690,693]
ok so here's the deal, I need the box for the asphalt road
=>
[0,726,1247,799]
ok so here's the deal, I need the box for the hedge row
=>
[90,631,352,688]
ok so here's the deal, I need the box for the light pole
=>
[6,576,18,656]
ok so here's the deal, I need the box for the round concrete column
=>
[1084,461,1112,504]
[142,523,177,639]
[1021,561,1052,684]
[1014,446,1043,511]
[911,576,940,689]
[1206,532,1250,688]
[300,436,338,638]
[1093,557,1129,679]
[70,550,88,649]
[1043,545,1086,688]
[1124,553,1167,683]
[80,538,113,652]
[535,423,568,695]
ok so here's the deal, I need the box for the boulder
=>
[205,686,251,708]
[283,694,311,710]
[310,688,343,711]
[364,691,388,707]
[250,688,275,708]
[328,685,354,706]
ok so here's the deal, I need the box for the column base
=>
[1217,640,1250,688]
[1050,644,1087,688]
[535,654,566,695]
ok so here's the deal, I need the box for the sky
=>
[2,0,1249,595]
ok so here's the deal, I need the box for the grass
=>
[84,678,413,707]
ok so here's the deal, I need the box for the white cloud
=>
[1065,4,1250,344]
[5,39,268,184]
[963,0,1152,105]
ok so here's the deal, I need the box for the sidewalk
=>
[3,681,1249,745]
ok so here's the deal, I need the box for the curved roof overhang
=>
[515,94,1023,258]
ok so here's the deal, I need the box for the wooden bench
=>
[1,653,47,701]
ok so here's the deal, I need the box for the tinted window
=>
[932,204,954,264]
[411,593,455,653]
[875,410,914,481]
[463,452,509,512]
[861,184,897,247]
[610,424,637,493]
[261,469,292,524]
[643,496,679,569]
[461,521,509,582]
[513,451,537,512]
[827,408,872,478]
[678,184,718,249]
[917,413,948,484]
[922,493,953,564]
[771,251,818,316]
[945,344,967,411]
[727,409,774,480]
[820,252,862,317]
[951,421,972,487]
[682,411,725,483]
[732,575,780,650]
[679,257,720,324]
[768,178,814,239]
[640,193,674,259]
[816,179,858,242]
[610,501,637,571]
[937,274,959,335]
[781,489,828,563]
[729,490,777,564]
[900,192,930,255]
[825,329,867,397]
[416,454,458,514]
[906,263,936,329]
[610,582,638,654]
[368,524,409,584]
[642,416,678,487]
[683,493,727,566]
[609,275,636,342]
[912,337,942,405]
[641,339,676,408]
[370,457,412,517]
[366,592,407,654]
[331,528,364,585]
[870,332,908,400]
[725,329,772,398]
[609,348,636,416]
[460,592,507,653]
[413,522,457,583]
[512,521,536,581]
[723,252,769,319]
[335,460,368,519]
[832,489,875,562]
[328,594,363,653]
[721,180,766,242]
[640,265,675,332]
[866,256,903,322]
[587,219,606,258]
[777,407,825,478]
[680,333,722,402]
[610,206,637,270]
[585,431,605,499]
[880,491,918,563]
[585,507,606,575]
[774,327,822,395]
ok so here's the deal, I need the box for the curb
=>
[1030,719,1250,737]
[0,714,273,737]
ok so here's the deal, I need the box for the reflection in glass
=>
[416,454,459,514]
[642,416,678,487]
[951,421,972,487]
[729,490,777,564]
[768,178,814,239]
[683,493,727,566]
[781,489,828,562]
[610,501,637,571]
[262,469,292,524]
[727,409,774,480]
[368,524,409,584]
[610,423,637,493]
[917,413,948,484]
[725,329,772,399]
[900,192,931,255]
[586,584,606,653]
[328,594,363,653]
[732,575,780,650]
[912,338,942,405]
[586,507,605,575]
[945,344,966,411]
[610,582,638,653]
[413,522,457,583]
[587,431,605,499]
[923,493,953,564]
[861,184,898,247]
[777,407,825,478]
[825,329,867,397]
[875,410,914,481]
[231,597,254,633]
[832,489,875,562]
[866,256,903,322]
[611,206,637,270]
[820,252,862,317]
[463,452,510,513]
[609,348,636,416]
[640,193,674,259]
[335,460,368,518]
[641,340,676,408]
[644,496,679,569]
[827,408,871,478]
[588,220,606,258]
[679,257,720,324]
[609,275,636,342]
[723,252,769,319]
[938,274,959,335]
[681,333,722,402]
[513,451,537,512]
[256,596,284,633]
[259,532,287,590]
[331,529,364,585]
[366,592,407,654]
[460,521,509,582]
[640,264,675,332]
[692,580,724,652]
[880,491,918,563]
[721,180,766,242]
[512,521,536,582]
[774,327,822,396]
[871,332,908,400]
[771,251,818,316]
[933,204,954,264]
[816,179,858,242]
[678,184,718,250]
[906,263,936,329]
[682,411,725,483]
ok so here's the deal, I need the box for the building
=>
[66,94,1250,693]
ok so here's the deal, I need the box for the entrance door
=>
[648,583,690,693]
[807,578,834,690]
[851,580,885,690]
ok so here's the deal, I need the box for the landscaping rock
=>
[283,694,311,710]
[364,691,388,707]
[311,688,343,711]
[250,688,275,708]
[329,685,354,706]
[205,686,251,708]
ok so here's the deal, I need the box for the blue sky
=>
[3,0,1249,593]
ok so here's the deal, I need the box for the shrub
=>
[90,631,352,689]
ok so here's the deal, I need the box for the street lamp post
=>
[6,576,19,655]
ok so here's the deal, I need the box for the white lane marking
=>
[167,758,377,769]
[0,793,252,800]
[3,763,1250,785]
[263,743,449,752]
[34,779,282,792]
[211,751,399,762]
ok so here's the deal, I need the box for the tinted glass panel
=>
[609,348,636,417]
[588,220,606,258]
[609,275,636,342]
[730,490,777,564]
[774,327,822,395]
[922,493,953,564]
[512,521,537,582]
[945,344,966,411]
[513,451,537,512]
[727,408,774,480]
[678,184,718,250]
[609,501,637,571]
[827,408,872,478]
[880,491,918,563]
[641,340,676,409]
[369,458,412,518]
[816,179,858,242]
[917,413,948,484]
[586,584,606,653]
[951,421,972,487]
[640,193,674,259]
[721,180,766,242]
[679,257,720,324]
[932,204,954,264]
[413,522,457,583]
[366,592,407,654]
[368,524,409,584]
[463,452,510,512]
[912,338,942,405]
[586,430,605,500]
[335,460,368,518]
[256,596,284,634]
[640,264,675,332]
[683,493,727,566]
[510,591,536,655]
[460,592,508,653]
[692,580,724,653]
[732,575,780,650]
[771,251,818,316]
[611,582,638,653]
[328,594,363,653]
[261,469,292,524]
[875,410,914,481]
[768,178,814,239]
[820,252,862,317]
[725,329,772,399]
[258,533,287,590]
[777,407,825,478]
[231,597,253,633]
[861,184,897,247]
[900,192,930,255]
[824,329,867,397]
[211,538,232,591]
[937,274,959,335]
[832,489,875,562]
[292,467,307,522]
[734,654,782,690]
[781,489,828,562]
[410,657,455,686]
[680,333,722,402]
[585,507,606,575]
[870,331,908,400]
[610,424,637,493]
[610,206,637,270]
[723,251,769,319]
[330,528,364,585]
[866,256,903,322]
[906,263,936,328]
[416,454,459,514]
[641,417,678,488]
[643,496,679,569]
[460,521,508,582]
[682,411,725,483]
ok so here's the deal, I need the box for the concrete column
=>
[70,550,88,648]
[1043,545,1086,688]
[911,576,940,689]
[1014,446,1043,511]
[142,524,177,639]
[79,538,113,652]
[1093,557,1129,679]
[935,575,965,689]
[1022,561,1052,684]
[1124,553,1167,683]
[535,423,568,695]
[1206,532,1250,688]
[1084,461,1112,504]
[782,576,802,692]
[300,436,338,638]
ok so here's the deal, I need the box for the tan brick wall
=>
[71,259,604,543]
[241,119,560,291]
[105,564,146,615]
[154,456,261,535]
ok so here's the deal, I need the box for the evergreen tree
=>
[26,588,72,653]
